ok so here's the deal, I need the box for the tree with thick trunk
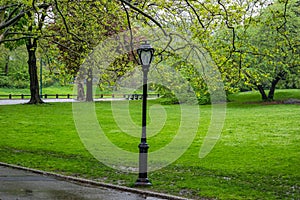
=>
[256,85,268,101]
[0,2,49,104]
[24,9,47,104]
[256,71,286,101]
[26,37,43,104]
[268,73,284,100]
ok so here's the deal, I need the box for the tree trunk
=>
[257,85,268,101]
[86,67,93,102]
[77,80,85,101]
[268,74,283,101]
[26,38,44,104]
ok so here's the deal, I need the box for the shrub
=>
[0,76,10,87]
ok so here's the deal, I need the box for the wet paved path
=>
[0,165,166,200]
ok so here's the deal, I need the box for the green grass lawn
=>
[0,85,73,96]
[0,90,299,199]
[228,89,300,103]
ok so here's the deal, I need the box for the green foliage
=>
[1,0,299,104]
[242,0,300,84]
[278,74,300,89]
[0,45,29,88]
[50,1,128,77]
[235,0,299,98]
[182,0,300,101]
[0,76,9,87]
[149,55,212,105]
[158,92,179,105]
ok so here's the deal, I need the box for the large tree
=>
[206,0,300,101]
[0,1,53,103]
[1,0,136,103]
[117,0,255,103]
[50,0,130,101]
[241,0,300,100]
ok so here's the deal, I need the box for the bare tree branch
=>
[218,0,236,52]
[0,4,19,11]
[0,9,27,30]
[185,0,205,29]
[276,0,293,52]
[0,36,34,44]
[51,40,82,56]
[118,0,167,36]
[53,0,86,44]
[121,1,140,65]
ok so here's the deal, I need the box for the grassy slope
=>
[0,89,299,199]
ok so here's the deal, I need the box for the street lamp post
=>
[135,41,155,186]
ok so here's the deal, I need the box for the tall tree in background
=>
[118,0,253,103]
[171,0,300,101]
[242,0,300,101]
[51,0,128,101]
[212,0,300,101]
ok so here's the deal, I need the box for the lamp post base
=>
[135,177,152,186]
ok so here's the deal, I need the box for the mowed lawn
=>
[0,90,299,199]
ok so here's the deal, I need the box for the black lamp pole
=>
[135,41,154,186]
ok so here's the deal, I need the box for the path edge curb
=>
[0,162,192,200]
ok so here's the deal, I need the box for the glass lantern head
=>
[137,41,155,65]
